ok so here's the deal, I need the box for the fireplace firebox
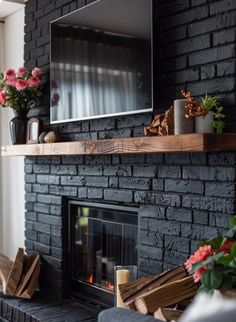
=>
[68,201,138,306]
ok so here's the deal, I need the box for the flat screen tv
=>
[50,0,153,124]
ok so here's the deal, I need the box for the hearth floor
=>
[0,288,101,322]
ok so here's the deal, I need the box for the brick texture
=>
[24,0,236,298]
[24,152,236,295]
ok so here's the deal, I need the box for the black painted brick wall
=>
[24,0,236,298]
[25,152,236,296]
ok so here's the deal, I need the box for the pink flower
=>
[6,77,16,86]
[185,245,212,273]
[17,67,27,78]
[193,267,207,283]
[0,90,7,105]
[28,76,40,88]
[15,79,28,91]
[32,67,42,77]
[4,68,16,80]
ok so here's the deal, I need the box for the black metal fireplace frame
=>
[68,200,139,307]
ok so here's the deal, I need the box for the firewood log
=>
[5,248,24,296]
[0,249,40,299]
[15,254,40,297]
[154,308,183,321]
[134,276,198,315]
[120,266,187,309]
[20,258,40,299]
[0,253,13,294]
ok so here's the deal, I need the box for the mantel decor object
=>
[195,111,214,134]
[44,131,60,143]
[144,106,174,136]
[174,99,194,135]
[0,66,44,145]
[10,110,28,145]
[26,118,42,144]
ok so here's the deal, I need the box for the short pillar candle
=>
[116,269,130,307]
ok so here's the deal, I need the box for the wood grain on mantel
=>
[1,133,236,156]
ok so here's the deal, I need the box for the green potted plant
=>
[213,105,226,135]
[196,95,225,134]
[181,91,226,134]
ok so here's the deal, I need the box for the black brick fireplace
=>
[24,151,236,299]
[23,0,236,303]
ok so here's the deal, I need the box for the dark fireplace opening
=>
[68,201,138,307]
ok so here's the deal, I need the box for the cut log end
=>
[134,298,148,315]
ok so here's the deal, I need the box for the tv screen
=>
[50,0,153,124]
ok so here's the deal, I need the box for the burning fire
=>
[87,274,94,284]
[106,281,114,291]
[87,274,114,292]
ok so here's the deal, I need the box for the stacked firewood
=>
[119,266,198,322]
[144,107,174,136]
[0,248,40,299]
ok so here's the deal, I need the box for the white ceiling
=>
[0,1,25,19]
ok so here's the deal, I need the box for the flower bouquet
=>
[0,67,43,111]
[0,67,43,144]
[185,216,236,294]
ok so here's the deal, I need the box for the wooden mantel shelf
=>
[1,133,236,157]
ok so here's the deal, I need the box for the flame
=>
[106,281,114,291]
[87,274,94,284]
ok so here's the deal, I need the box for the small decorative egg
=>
[44,131,60,143]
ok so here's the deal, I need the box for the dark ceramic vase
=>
[9,110,28,145]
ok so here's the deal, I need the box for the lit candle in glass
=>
[116,269,130,307]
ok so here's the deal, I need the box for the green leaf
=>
[217,255,232,267]
[225,226,236,239]
[191,252,225,273]
[191,261,205,273]
[219,275,234,291]
[210,237,224,250]
[202,270,223,290]
[230,216,236,228]
[197,240,209,248]
[230,242,236,257]
[198,283,214,294]
[229,257,236,268]
[197,237,223,251]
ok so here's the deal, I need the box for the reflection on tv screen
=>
[50,0,152,123]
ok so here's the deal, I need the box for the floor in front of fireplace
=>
[0,288,102,322]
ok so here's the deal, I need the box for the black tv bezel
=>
[50,0,153,124]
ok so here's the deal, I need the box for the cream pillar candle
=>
[116,269,130,307]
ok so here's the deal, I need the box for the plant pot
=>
[174,99,194,135]
[9,110,28,145]
[195,111,214,134]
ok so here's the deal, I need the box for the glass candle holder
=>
[114,265,137,307]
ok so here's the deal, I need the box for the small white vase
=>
[195,111,214,134]
[174,99,194,135]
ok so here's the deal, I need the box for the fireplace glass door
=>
[69,201,138,305]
